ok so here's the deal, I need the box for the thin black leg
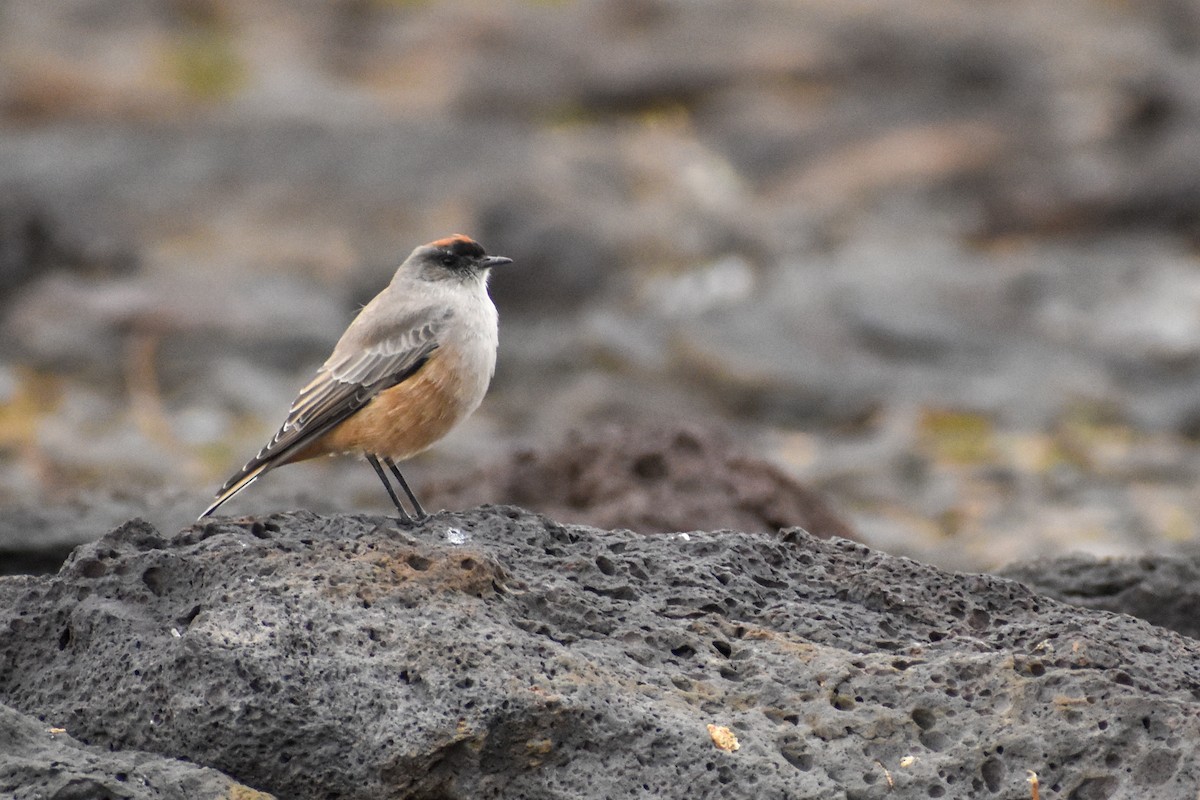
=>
[384,457,427,520]
[367,454,411,521]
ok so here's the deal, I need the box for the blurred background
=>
[3,0,1200,573]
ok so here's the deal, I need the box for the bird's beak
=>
[482,256,513,269]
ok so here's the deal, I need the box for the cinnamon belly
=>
[287,352,473,463]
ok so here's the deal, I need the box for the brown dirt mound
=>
[425,423,856,540]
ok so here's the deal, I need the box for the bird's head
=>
[406,234,512,283]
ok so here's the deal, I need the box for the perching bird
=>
[200,234,511,521]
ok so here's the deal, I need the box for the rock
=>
[1001,551,1200,640]
[0,490,213,578]
[423,423,857,540]
[455,0,822,120]
[0,201,73,303]
[0,696,271,799]
[1,508,1198,799]
[474,190,617,315]
[0,197,134,309]
[3,269,348,377]
[0,506,106,577]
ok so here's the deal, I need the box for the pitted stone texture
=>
[0,508,1198,799]
[1001,552,1200,640]
[0,699,272,799]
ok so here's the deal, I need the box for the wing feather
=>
[200,308,450,516]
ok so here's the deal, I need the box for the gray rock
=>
[0,197,135,311]
[1,508,1197,799]
[474,191,617,315]
[0,506,108,577]
[0,490,209,577]
[1001,551,1200,640]
[0,696,271,799]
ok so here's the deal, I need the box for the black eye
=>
[441,255,456,267]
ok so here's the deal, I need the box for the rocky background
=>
[3,0,1200,572]
[6,4,1200,797]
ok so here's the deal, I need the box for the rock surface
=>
[1002,551,1200,641]
[0,698,271,800]
[1,507,1198,799]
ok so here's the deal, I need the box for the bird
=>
[199,234,511,521]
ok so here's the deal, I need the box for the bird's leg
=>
[384,457,427,520]
[367,454,412,521]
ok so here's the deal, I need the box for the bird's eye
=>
[441,255,456,267]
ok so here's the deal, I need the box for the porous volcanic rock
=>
[0,697,272,799]
[424,424,856,541]
[1001,551,1200,640]
[1,507,1198,799]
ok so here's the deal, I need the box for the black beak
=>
[482,255,513,269]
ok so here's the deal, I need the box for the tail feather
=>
[198,462,271,520]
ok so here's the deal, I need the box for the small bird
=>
[200,234,511,521]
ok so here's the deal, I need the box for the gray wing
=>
[214,308,450,495]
